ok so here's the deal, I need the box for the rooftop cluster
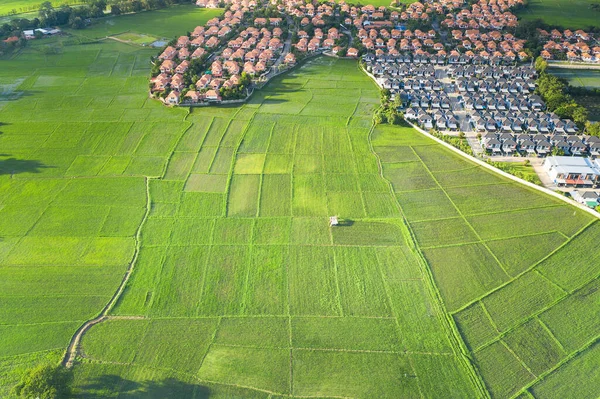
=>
[150,0,598,107]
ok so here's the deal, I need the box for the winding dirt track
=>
[62,177,151,367]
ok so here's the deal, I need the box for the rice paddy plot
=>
[536,221,600,291]
[453,303,500,351]
[503,318,566,376]
[516,0,600,29]
[538,278,600,353]
[411,217,479,247]
[530,341,600,399]
[473,340,535,398]
[466,206,593,240]
[423,243,509,312]
[481,271,565,333]
[485,232,567,276]
[291,317,400,351]
[73,5,223,40]
[292,350,420,399]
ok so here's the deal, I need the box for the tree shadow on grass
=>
[0,90,40,102]
[0,155,52,176]
[76,375,211,399]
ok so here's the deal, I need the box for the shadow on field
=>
[0,90,40,102]
[336,219,354,227]
[0,155,52,176]
[77,375,211,398]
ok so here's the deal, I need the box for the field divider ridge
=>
[61,176,152,368]
[364,117,490,397]
[452,219,598,314]
[405,121,600,220]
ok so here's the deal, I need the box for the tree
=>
[551,147,565,156]
[534,56,547,74]
[39,1,54,20]
[69,16,85,29]
[12,363,72,399]
[110,4,121,15]
[585,121,600,137]
[571,105,588,129]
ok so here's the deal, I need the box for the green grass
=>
[530,341,600,399]
[549,69,600,90]
[517,0,600,29]
[482,271,565,333]
[1,11,599,397]
[423,243,510,312]
[0,0,82,16]
[473,340,535,398]
[71,5,223,40]
[503,318,567,376]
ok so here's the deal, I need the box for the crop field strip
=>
[515,0,600,29]
[371,125,599,398]
[0,26,203,394]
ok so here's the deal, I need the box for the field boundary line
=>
[206,342,453,356]
[196,242,215,315]
[536,317,567,354]
[479,302,501,334]
[500,339,537,379]
[61,176,151,367]
[0,348,64,362]
[418,228,565,250]
[471,273,599,357]
[255,122,275,217]
[534,269,568,295]
[224,108,258,217]
[409,145,512,278]
[177,115,215,204]
[240,221,257,314]
[511,334,600,398]
[207,117,233,173]
[160,117,193,179]
[364,122,490,396]
[452,219,597,314]
[195,316,222,376]
[405,121,600,220]
[324,127,345,316]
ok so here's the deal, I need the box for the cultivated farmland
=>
[372,124,600,397]
[1,8,600,398]
[516,0,600,29]
[548,68,600,89]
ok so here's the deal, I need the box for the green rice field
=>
[516,0,600,29]
[1,6,599,399]
[548,68,600,89]
[69,5,223,41]
[0,0,82,16]
[547,68,600,121]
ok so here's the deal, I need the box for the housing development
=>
[0,0,599,397]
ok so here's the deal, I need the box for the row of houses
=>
[481,132,598,156]
[448,64,536,79]
[405,108,460,130]
[461,91,544,112]
[538,28,599,63]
